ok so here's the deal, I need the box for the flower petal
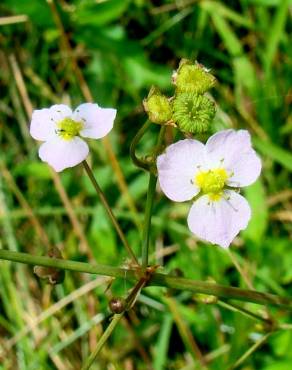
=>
[157,139,206,202]
[73,103,116,139]
[30,104,72,141]
[206,129,250,166]
[187,190,251,248]
[227,150,261,187]
[39,137,89,172]
[206,129,261,187]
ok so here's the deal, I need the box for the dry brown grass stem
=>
[268,189,292,206]
[3,277,109,352]
[0,15,28,25]
[0,159,51,249]
[165,296,207,368]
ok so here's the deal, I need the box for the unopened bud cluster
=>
[143,59,216,134]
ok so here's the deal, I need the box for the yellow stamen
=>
[57,118,84,140]
[195,168,229,201]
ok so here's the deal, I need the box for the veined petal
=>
[157,139,206,202]
[30,104,72,141]
[73,103,116,139]
[227,149,261,187]
[39,136,89,172]
[206,129,261,187]
[187,190,251,248]
[206,129,251,167]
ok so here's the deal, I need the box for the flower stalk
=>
[81,313,123,370]
[142,173,157,268]
[82,160,139,266]
[129,119,153,172]
[141,126,166,268]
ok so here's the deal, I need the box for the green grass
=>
[0,0,291,369]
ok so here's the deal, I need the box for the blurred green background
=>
[0,0,291,369]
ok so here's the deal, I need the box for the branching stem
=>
[0,249,291,309]
[81,267,156,369]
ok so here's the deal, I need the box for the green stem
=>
[81,313,123,370]
[130,119,166,268]
[0,250,291,309]
[142,173,157,268]
[0,249,137,278]
[81,273,150,369]
[151,273,292,309]
[82,160,139,266]
[218,300,272,325]
[124,275,148,309]
[141,126,166,268]
[228,332,272,370]
[130,119,152,171]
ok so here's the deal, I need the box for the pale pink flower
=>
[30,103,116,172]
[157,129,261,248]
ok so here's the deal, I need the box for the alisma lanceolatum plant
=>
[0,59,291,369]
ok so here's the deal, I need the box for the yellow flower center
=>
[57,118,84,140]
[195,168,229,201]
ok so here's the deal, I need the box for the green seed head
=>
[143,86,172,124]
[172,92,216,134]
[173,59,216,94]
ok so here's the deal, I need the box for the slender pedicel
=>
[82,160,139,266]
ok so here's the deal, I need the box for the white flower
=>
[157,129,262,248]
[30,103,116,172]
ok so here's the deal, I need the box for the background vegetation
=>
[0,0,291,369]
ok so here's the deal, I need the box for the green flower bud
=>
[173,59,216,94]
[143,86,173,125]
[172,92,216,134]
